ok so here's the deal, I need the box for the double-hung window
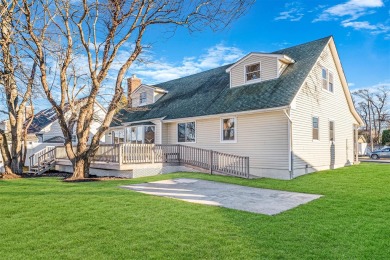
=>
[322,67,334,93]
[178,122,196,143]
[245,63,261,82]
[139,92,147,105]
[312,117,319,140]
[221,118,236,142]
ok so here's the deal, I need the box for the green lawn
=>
[1,163,389,259]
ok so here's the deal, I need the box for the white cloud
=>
[313,0,388,35]
[275,2,304,22]
[314,0,383,22]
[341,21,390,34]
[348,82,355,87]
[130,44,244,83]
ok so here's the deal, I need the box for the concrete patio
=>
[122,178,322,215]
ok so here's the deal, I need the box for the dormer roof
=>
[131,84,168,95]
[225,53,295,73]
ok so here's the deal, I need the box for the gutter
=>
[121,117,166,126]
[283,108,294,179]
[163,106,289,123]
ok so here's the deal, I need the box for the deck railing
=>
[29,146,55,170]
[53,143,250,178]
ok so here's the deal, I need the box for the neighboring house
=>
[107,36,363,180]
[28,99,107,144]
[1,99,107,169]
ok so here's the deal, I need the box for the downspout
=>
[283,109,294,179]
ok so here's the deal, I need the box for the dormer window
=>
[139,92,147,105]
[245,63,261,82]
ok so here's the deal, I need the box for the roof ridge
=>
[272,35,332,54]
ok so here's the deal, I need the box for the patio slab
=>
[122,178,322,215]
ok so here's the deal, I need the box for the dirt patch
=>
[22,170,72,179]
[63,176,128,182]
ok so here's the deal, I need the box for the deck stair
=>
[28,146,56,175]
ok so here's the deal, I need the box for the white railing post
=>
[118,144,123,165]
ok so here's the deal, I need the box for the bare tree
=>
[20,0,254,180]
[353,86,390,148]
[0,0,37,178]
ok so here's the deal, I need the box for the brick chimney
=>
[128,74,141,94]
[127,75,141,107]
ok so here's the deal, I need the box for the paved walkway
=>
[122,178,322,215]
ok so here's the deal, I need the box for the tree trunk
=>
[69,156,91,180]
[0,133,20,179]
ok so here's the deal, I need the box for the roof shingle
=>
[112,36,331,126]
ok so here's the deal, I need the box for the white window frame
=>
[177,121,196,143]
[321,67,335,93]
[245,62,261,83]
[139,92,147,105]
[312,116,319,141]
[125,125,155,144]
[220,117,237,143]
[329,120,335,142]
[112,129,125,144]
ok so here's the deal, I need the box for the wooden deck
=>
[35,144,250,178]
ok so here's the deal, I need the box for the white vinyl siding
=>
[163,111,290,179]
[230,56,278,87]
[291,44,357,176]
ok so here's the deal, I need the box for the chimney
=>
[127,74,141,95]
[127,74,142,107]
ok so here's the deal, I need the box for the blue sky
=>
[2,0,388,119]
[131,0,390,91]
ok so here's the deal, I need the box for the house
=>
[105,36,363,180]
[12,99,107,169]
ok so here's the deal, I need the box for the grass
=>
[1,163,389,259]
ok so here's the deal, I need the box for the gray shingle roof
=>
[27,107,58,133]
[112,36,331,126]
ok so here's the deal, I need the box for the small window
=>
[322,68,328,90]
[71,134,77,142]
[312,117,319,140]
[328,72,334,93]
[222,118,236,142]
[329,121,335,142]
[322,67,334,93]
[178,122,195,143]
[144,126,155,144]
[140,92,147,105]
[245,63,261,82]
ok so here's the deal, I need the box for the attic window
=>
[139,92,147,105]
[322,67,334,93]
[245,63,261,82]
